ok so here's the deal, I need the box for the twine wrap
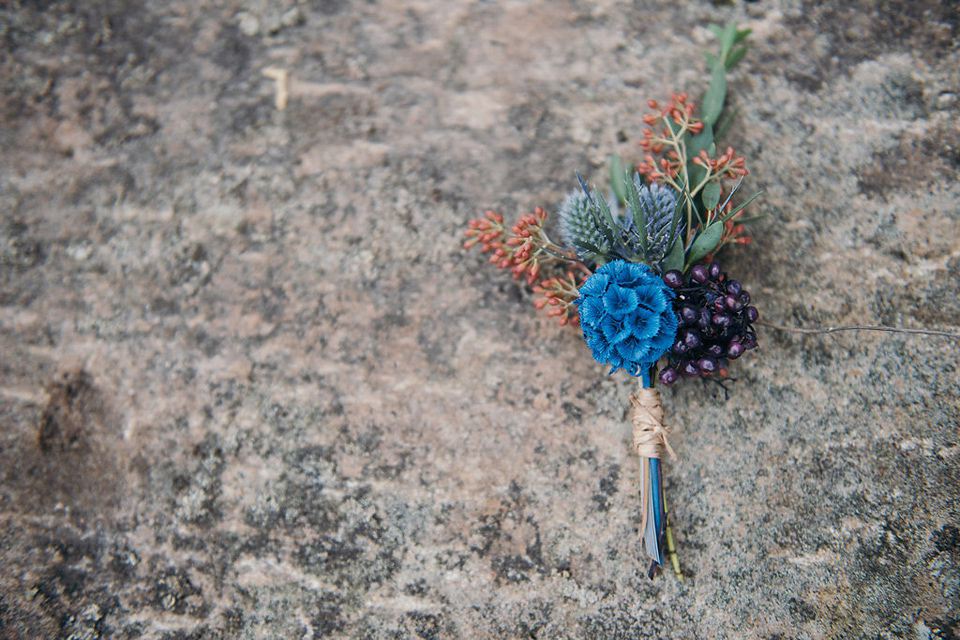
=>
[633,385,677,566]
[631,387,677,462]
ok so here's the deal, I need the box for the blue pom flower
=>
[576,261,678,376]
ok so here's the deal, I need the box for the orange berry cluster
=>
[636,94,747,184]
[692,146,748,181]
[464,207,588,325]
[463,207,550,286]
[532,270,583,327]
[637,94,703,181]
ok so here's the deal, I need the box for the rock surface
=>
[1,1,958,638]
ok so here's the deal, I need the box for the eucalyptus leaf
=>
[702,181,722,210]
[685,163,707,222]
[678,188,699,228]
[721,21,737,59]
[687,222,724,265]
[661,237,685,274]
[685,121,716,219]
[686,147,713,201]
[701,61,727,127]
[686,158,708,183]
[687,120,715,159]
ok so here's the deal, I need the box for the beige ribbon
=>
[631,387,677,462]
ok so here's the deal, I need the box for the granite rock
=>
[1,1,958,638]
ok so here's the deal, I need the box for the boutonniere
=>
[463,22,756,579]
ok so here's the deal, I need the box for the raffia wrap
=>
[631,387,677,462]
[631,386,677,551]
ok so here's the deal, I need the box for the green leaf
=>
[716,191,763,223]
[686,222,724,266]
[666,116,684,139]
[575,240,606,259]
[704,51,719,69]
[647,221,674,245]
[578,173,617,252]
[720,21,738,59]
[625,170,649,257]
[661,237,685,274]
[685,164,707,221]
[609,154,627,204]
[683,121,715,219]
[702,181,722,210]
[713,105,740,143]
[594,191,619,249]
[662,178,687,266]
[725,44,749,70]
[708,22,749,67]
[686,121,715,161]
[701,61,727,127]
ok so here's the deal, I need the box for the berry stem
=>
[758,321,960,339]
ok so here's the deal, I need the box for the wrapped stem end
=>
[632,385,680,578]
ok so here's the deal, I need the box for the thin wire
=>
[757,321,960,340]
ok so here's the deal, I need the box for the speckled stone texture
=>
[1,1,958,638]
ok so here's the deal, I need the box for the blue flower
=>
[576,261,678,376]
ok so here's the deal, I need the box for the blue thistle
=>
[557,190,609,262]
[557,176,681,270]
[576,260,678,376]
[625,178,681,265]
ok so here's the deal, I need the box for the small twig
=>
[758,321,960,340]
[262,67,289,110]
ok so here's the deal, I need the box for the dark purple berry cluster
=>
[658,262,758,385]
